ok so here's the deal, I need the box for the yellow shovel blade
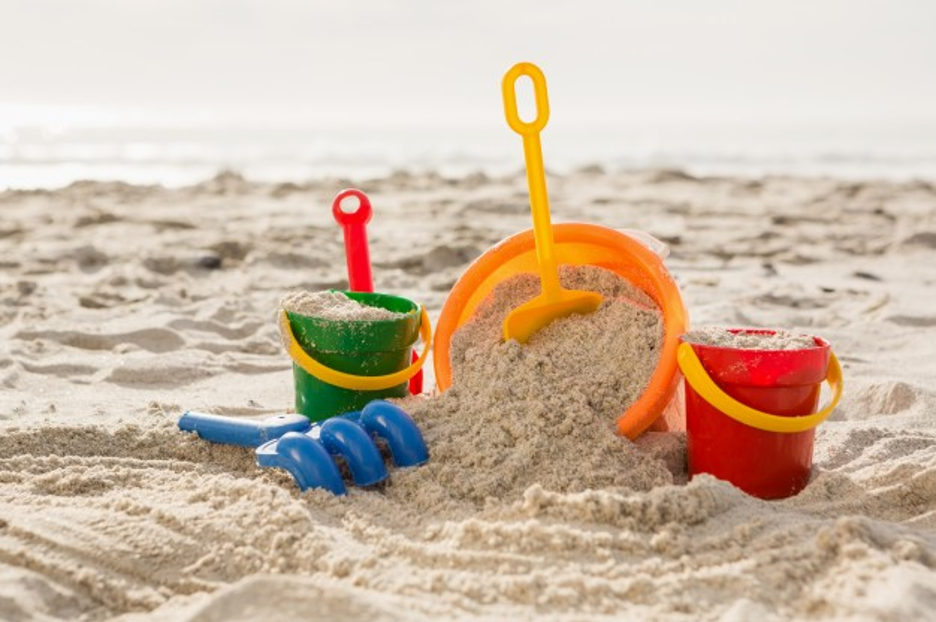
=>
[503,288,603,343]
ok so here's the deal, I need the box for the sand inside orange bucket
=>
[433,223,688,438]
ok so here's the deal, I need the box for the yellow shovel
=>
[501,62,603,343]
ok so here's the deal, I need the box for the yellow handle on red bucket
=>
[279,307,432,391]
[677,342,843,433]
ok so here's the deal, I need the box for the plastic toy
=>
[433,63,689,440]
[500,62,603,343]
[331,188,424,395]
[178,400,429,495]
[280,291,430,421]
[678,329,843,499]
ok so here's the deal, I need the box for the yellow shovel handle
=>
[677,342,843,434]
[279,307,432,392]
[502,62,562,299]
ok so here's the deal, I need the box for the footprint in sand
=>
[14,328,185,354]
[167,318,265,341]
[838,379,921,419]
[899,230,936,249]
[378,244,481,276]
[885,314,936,327]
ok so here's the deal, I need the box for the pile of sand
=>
[388,265,669,514]
[280,290,405,321]
[683,326,819,350]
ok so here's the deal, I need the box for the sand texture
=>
[387,265,666,515]
[280,290,406,321]
[683,326,819,350]
[1,169,936,621]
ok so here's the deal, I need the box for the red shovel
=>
[331,188,424,395]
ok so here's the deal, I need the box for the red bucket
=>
[677,329,843,499]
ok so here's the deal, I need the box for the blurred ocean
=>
[3,121,936,190]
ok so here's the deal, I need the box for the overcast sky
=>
[2,1,935,130]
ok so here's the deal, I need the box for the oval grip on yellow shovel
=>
[502,62,550,135]
[677,342,843,434]
[279,307,432,392]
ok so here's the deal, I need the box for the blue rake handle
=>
[178,411,312,447]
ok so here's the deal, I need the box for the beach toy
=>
[257,432,348,494]
[179,400,429,495]
[177,412,311,446]
[435,225,686,439]
[279,291,430,421]
[331,188,423,395]
[180,401,428,469]
[677,329,843,499]
[433,65,689,440]
[500,62,602,343]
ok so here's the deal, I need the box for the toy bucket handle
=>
[279,307,432,391]
[677,342,843,434]
[502,62,550,136]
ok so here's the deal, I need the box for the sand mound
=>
[386,265,669,515]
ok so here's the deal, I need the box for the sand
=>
[683,326,819,350]
[1,169,935,621]
[383,265,667,516]
[280,290,406,322]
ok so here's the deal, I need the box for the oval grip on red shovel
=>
[332,189,375,293]
[331,188,424,395]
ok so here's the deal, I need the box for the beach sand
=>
[1,168,935,621]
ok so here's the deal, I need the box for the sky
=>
[1,0,935,131]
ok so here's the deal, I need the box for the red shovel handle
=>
[332,189,374,293]
[410,350,423,394]
[330,188,424,395]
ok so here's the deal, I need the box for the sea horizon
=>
[3,117,936,190]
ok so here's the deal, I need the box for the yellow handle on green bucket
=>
[279,307,432,392]
[677,342,843,433]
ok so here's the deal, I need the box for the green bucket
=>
[284,291,422,422]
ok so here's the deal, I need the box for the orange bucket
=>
[434,222,689,439]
